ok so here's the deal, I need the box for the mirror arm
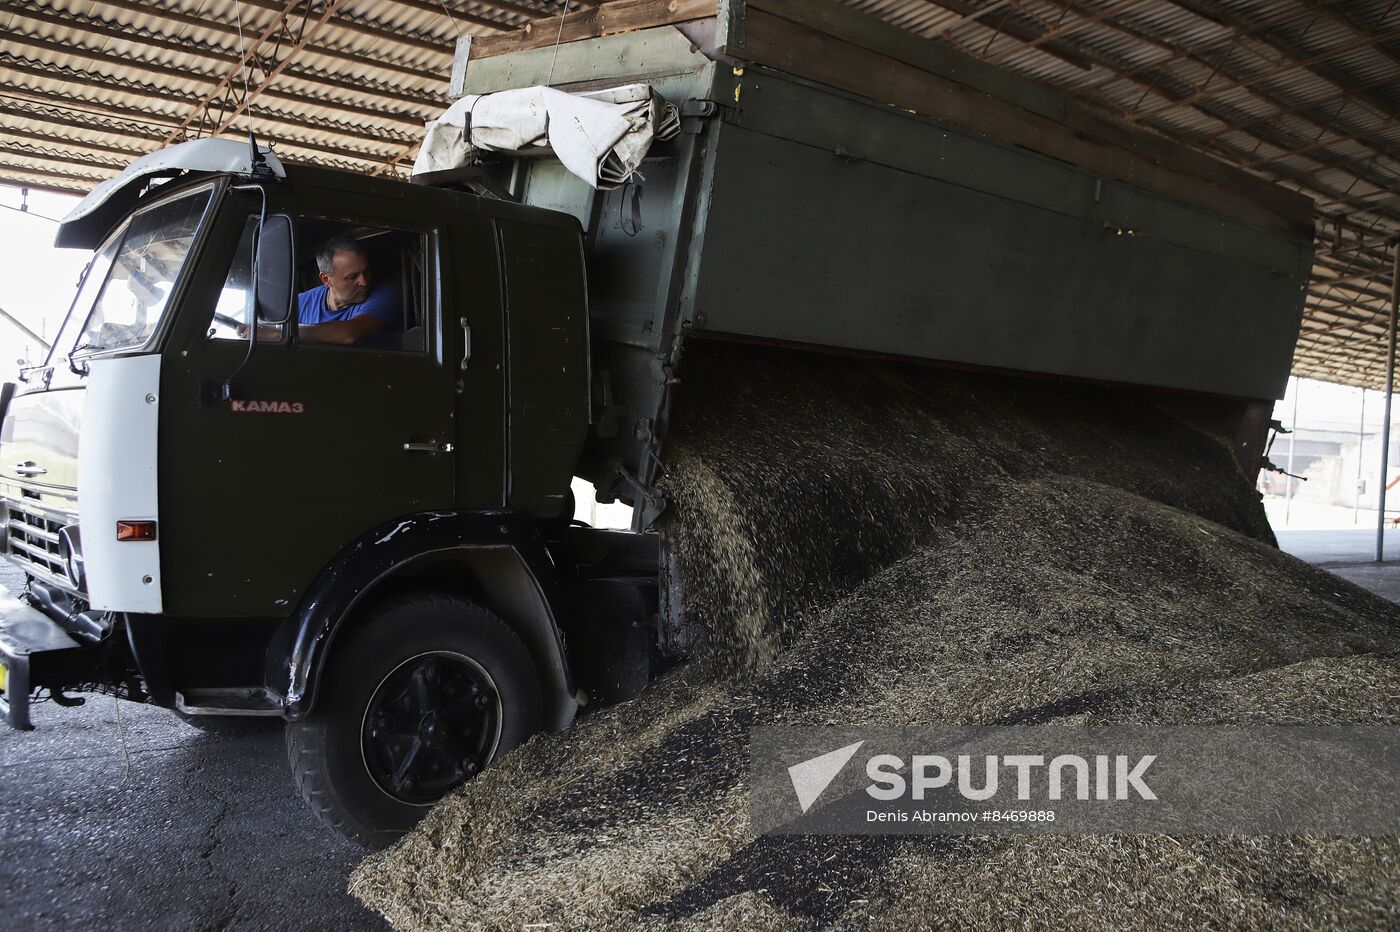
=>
[220,183,269,400]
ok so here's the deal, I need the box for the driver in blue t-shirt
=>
[297,236,399,345]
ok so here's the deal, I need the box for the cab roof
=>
[56,138,583,251]
[56,139,285,250]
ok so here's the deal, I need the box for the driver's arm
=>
[299,315,387,346]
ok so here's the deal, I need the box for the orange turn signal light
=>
[116,520,158,542]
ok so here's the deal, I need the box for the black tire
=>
[172,710,284,736]
[285,593,542,848]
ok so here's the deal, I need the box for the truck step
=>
[175,688,284,717]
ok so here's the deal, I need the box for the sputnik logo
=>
[788,741,866,814]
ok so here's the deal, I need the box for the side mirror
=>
[255,215,293,324]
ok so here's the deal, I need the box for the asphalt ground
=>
[1275,527,1400,567]
[1276,529,1400,603]
[0,567,387,932]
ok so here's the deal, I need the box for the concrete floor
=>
[1276,528,1400,603]
[0,562,388,932]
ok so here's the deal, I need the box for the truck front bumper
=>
[0,584,82,730]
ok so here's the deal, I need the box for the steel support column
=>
[1356,388,1367,524]
[1377,240,1400,561]
[1286,376,1299,525]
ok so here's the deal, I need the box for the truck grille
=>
[6,501,74,591]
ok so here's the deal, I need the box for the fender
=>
[272,510,577,730]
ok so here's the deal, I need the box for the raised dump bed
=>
[433,0,1314,510]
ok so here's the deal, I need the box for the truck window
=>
[45,222,123,368]
[294,220,427,352]
[207,215,284,342]
[71,186,213,357]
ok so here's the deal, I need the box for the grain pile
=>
[352,344,1400,930]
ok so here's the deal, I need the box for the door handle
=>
[14,462,47,477]
[403,442,455,455]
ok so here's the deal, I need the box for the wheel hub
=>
[419,711,446,747]
[361,652,501,805]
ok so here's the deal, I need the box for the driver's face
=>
[322,250,371,307]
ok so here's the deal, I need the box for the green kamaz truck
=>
[0,0,1313,845]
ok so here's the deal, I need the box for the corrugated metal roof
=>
[3,0,1398,389]
[851,0,1400,391]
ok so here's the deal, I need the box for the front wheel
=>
[286,593,542,847]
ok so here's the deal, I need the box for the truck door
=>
[159,195,477,617]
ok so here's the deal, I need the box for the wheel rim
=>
[360,651,503,806]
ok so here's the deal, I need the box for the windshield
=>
[54,186,214,361]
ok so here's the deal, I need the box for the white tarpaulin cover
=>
[413,84,681,190]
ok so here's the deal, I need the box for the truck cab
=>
[0,139,658,845]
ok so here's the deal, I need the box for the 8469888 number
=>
[983,810,1056,823]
